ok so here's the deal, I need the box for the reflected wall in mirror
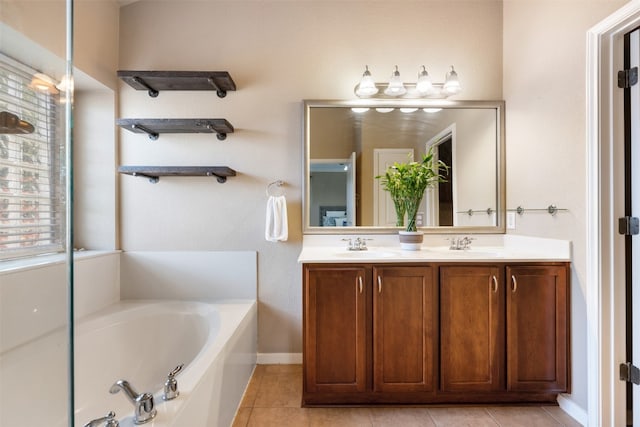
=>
[303,100,505,234]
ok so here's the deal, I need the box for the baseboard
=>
[557,394,587,426]
[257,353,303,364]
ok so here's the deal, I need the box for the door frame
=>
[587,2,640,426]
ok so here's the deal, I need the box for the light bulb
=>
[384,66,406,96]
[355,66,378,97]
[416,66,433,95]
[443,65,461,95]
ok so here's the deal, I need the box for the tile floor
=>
[232,365,583,427]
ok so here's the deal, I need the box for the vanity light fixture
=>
[351,107,370,113]
[384,66,407,96]
[375,108,395,113]
[354,65,378,97]
[354,65,462,99]
[416,66,432,95]
[443,65,462,95]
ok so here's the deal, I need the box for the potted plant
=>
[377,147,448,250]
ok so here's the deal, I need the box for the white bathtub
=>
[0,300,257,427]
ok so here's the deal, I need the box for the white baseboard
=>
[257,353,302,364]
[557,394,587,426]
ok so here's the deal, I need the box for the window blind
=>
[0,53,65,260]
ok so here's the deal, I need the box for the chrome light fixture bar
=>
[354,65,462,99]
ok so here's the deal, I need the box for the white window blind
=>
[0,53,65,260]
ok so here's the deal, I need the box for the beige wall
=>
[118,0,628,413]
[118,0,503,356]
[3,0,630,415]
[503,0,627,411]
[0,0,120,89]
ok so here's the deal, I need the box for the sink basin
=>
[425,247,504,257]
[334,250,396,259]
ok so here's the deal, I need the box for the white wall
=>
[120,251,257,300]
[503,0,627,412]
[74,86,118,250]
[118,0,503,355]
[0,253,120,354]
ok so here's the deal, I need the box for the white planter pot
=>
[398,231,424,251]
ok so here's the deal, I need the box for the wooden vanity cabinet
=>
[303,265,369,394]
[302,261,570,406]
[506,265,569,393]
[373,266,438,394]
[439,265,505,393]
[303,264,438,404]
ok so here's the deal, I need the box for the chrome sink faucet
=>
[448,236,475,250]
[109,380,157,424]
[83,411,119,427]
[342,237,370,251]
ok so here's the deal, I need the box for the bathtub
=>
[0,300,257,427]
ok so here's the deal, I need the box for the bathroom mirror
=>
[303,99,505,234]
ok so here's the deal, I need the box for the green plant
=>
[376,147,449,232]
[376,164,407,227]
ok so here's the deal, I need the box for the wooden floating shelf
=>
[117,70,236,98]
[118,166,237,184]
[117,118,234,141]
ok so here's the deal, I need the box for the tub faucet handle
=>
[83,411,119,427]
[163,363,184,401]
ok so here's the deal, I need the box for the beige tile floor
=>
[232,365,583,427]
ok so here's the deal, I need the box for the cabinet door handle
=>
[378,276,382,293]
[491,275,498,293]
[511,275,518,292]
[358,276,363,294]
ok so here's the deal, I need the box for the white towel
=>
[265,195,288,242]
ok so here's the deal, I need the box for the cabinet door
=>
[506,265,569,393]
[373,266,437,393]
[440,265,504,392]
[304,265,369,393]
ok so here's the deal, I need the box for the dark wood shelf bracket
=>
[131,123,159,140]
[205,171,228,183]
[207,77,227,98]
[131,172,160,184]
[132,76,159,98]
[207,124,227,140]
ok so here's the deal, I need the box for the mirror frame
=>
[303,99,506,234]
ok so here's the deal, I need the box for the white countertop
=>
[297,234,571,263]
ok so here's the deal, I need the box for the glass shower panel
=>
[0,1,74,426]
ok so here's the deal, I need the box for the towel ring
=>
[266,180,285,197]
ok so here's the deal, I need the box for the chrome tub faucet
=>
[109,380,157,424]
